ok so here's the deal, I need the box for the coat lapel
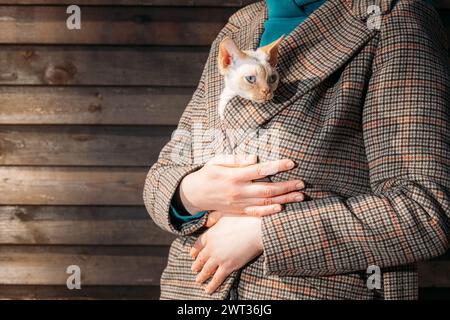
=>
[206,1,267,155]
[214,0,378,153]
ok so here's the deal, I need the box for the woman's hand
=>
[190,215,263,294]
[179,154,305,216]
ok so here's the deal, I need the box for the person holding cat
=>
[144,0,450,300]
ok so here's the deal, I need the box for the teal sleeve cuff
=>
[169,204,207,227]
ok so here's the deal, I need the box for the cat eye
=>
[245,76,256,84]
[268,74,278,83]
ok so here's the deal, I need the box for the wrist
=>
[257,218,264,252]
[179,172,203,214]
[251,217,264,253]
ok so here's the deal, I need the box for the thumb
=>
[205,211,223,228]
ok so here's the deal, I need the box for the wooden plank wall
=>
[0,0,448,300]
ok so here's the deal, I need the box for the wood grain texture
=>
[0,5,443,48]
[0,244,446,288]
[0,285,161,300]
[0,167,148,205]
[0,31,446,88]
[0,0,256,6]
[0,6,234,45]
[0,206,174,245]
[2,286,449,300]
[0,0,446,8]
[419,261,450,288]
[0,125,173,166]
[0,87,190,125]
[0,246,168,286]
[0,44,444,87]
[0,46,208,86]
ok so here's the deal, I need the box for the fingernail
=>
[273,205,282,212]
[296,181,305,189]
[285,161,295,169]
[295,194,304,201]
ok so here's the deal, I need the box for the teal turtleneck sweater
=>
[259,0,326,47]
[169,0,325,228]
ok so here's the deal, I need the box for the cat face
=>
[224,59,279,103]
[218,36,284,104]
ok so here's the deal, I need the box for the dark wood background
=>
[0,0,448,300]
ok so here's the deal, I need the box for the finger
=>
[206,212,242,227]
[265,191,305,205]
[195,258,219,284]
[205,211,223,228]
[190,234,207,259]
[246,191,305,208]
[242,179,305,198]
[207,154,257,167]
[191,249,209,273]
[243,191,305,217]
[244,204,283,217]
[238,159,296,181]
[205,266,231,295]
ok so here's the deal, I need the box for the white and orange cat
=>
[217,35,284,120]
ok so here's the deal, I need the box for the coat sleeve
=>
[143,49,213,236]
[142,77,207,236]
[261,0,450,276]
[143,15,242,236]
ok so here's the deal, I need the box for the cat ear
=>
[258,35,284,67]
[218,37,247,75]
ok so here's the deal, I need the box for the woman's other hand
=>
[190,215,263,295]
[179,154,305,216]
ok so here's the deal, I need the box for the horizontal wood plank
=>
[0,125,173,166]
[0,0,447,8]
[0,87,190,125]
[0,245,447,288]
[0,40,446,88]
[0,246,168,286]
[0,7,234,45]
[0,167,148,205]
[0,46,208,86]
[0,285,161,300]
[0,206,174,245]
[0,286,448,300]
[0,0,256,6]
[0,6,445,47]
[419,261,450,288]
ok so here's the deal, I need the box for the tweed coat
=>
[143,0,450,299]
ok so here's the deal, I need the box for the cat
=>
[217,35,284,120]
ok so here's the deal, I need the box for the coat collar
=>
[209,0,380,153]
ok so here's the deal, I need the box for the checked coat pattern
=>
[143,0,450,299]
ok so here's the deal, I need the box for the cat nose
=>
[261,88,270,95]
